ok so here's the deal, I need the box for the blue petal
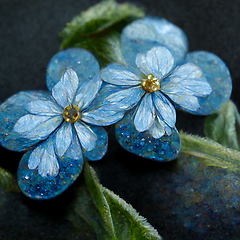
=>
[121,17,188,71]
[101,63,142,86]
[136,46,174,79]
[28,145,44,170]
[134,93,155,132]
[26,99,63,116]
[17,133,84,200]
[147,117,166,139]
[83,125,108,161]
[13,114,63,141]
[52,68,79,108]
[161,63,212,112]
[74,73,102,110]
[46,48,100,92]
[115,111,181,161]
[55,122,73,157]
[183,51,232,115]
[0,91,55,152]
[153,91,176,128]
[74,121,97,151]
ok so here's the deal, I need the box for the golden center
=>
[141,74,161,93]
[63,105,81,123]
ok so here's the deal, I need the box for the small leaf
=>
[60,0,145,49]
[0,167,19,192]
[180,131,240,173]
[68,161,162,240]
[204,100,240,150]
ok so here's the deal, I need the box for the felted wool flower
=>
[0,48,115,199]
[95,17,232,161]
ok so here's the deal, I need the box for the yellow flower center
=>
[141,74,161,93]
[63,105,81,123]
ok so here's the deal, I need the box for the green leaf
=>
[68,161,162,240]
[59,0,144,67]
[0,167,19,192]
[60,0,145,49]
[204,100,240,150]
[180,131,240,173]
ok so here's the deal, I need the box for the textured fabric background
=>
[0,0,239,239]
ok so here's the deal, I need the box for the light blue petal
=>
[161,63,212,112]
[83,125,108,161]
[153,91,176,128]
[46,48,100,92]
[55,122,73,157]
[147,117,166,139]
[74,74,102,110]
[183,51,232,115]
[52,68,79,108]
[0,91,55,151]
[38,142,59,177]
[26,99,63,116]
[115,111,181,161]
[121,17,188,71]
[74,121,97,151]
[28,145,44,170]
[101,63,142,86]
[13,114,63,141]
[134,93,155,132]
[17,133,84,200]
[136,46,174,79]
[81,84,144,126]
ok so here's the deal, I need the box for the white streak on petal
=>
[74,121,97,151]
[52,69,79,108]
[26,100,63,116]
[101,63,141,86]
[13,114,63,140]
[28,145,44,170]
[74,74,102,110]
[134,93,155,132]
[38,143,59,177]
[55,122,73,157]
[136,46,174,79]
[153,92,176,128]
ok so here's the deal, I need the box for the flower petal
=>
[13,114,63,141]
[161,63,212,112]
[26,99,63,116]
[74,73,102,110]
[136,46,174,79]
[134,93,155,132]
[52,68,79,108]
[28,145,44,170]
[55,122,73,157]
[115,111,181,161]
[121,17,188,70]
[153,91,176,128]
[0,91,54,151]
[17,133,84,200]
[147,117,166,139]
[38,142,59,177]
[183,51,232,115]
[101,63,142,86]
[83,125,108,161]
[46,48,100,92]
[74,121,97,151]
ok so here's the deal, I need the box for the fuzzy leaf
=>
[60,0,144,49]
[204,100,240,150]
[68,161,162,240]
[180,131,240,173]
[0,167,19,192]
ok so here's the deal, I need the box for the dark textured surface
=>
[1,0,240,239]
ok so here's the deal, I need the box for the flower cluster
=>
[0,17,232,199]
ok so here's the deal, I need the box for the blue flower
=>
[0,48,110,199]
[101,45,212,138]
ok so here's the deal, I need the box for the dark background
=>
[0,0,240,239]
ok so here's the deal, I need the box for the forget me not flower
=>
[101,46,212,138]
